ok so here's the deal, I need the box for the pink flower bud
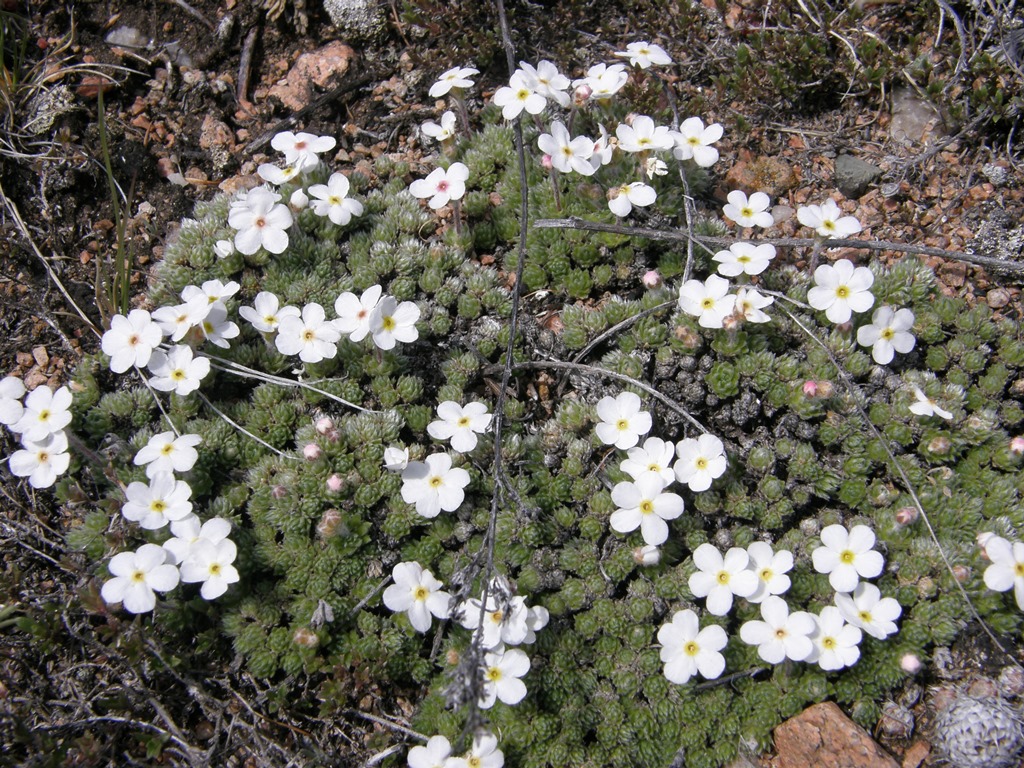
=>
[271,485,287,499]
[895,506,918,526]
[642,270,662,289]
[633,545,660,566]
[315,417,335,435]
[326,474,343,492]
[952,565,971,583]
[900,653,922,674]
[573,83,592,104]
[541,154,553,170]
[802,380,818,397]
[1011,436,1024,455]
[303,443,321,461]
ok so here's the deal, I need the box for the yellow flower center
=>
[516,89,530,101]
[302,330,315,342]
[161,444,174,456]
[859,610,872,623]
[759,568,773,581]
[695,457,708,470]
[822,636,836,649]
[150,500,166,513]
[171,370,186,381]
[741,206,753,218]
[839,550,856,564]
[486,666,502,682]
[328,196,341,205]
[823,220,836,232]
[616,418,629,431]
[457,417,471,428]
[382,316,396,332]
[835,286,850,299]
[701,298,715,310]
[39,409,51,421]
[413,586,429,601]
[881,328,895,340]
[131,570,146,583]
[429,475,444,488]
[684,641,700,656]
[716,571,730,585]
[639,500,654,515]
[774,628,788,639]
[210,563,222,576]
[1015,563,1024,578]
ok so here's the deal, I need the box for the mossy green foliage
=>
[61,80,1024,768]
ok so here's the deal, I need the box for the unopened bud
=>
[317,509,342,538]
[315,417,335,435]
[303,443,321,461]
[901,653,922,674]
[895,506,918,527]
[573,83,592,104]
[290,189,309,210]
[642,270,662,289]
[383,445,409,473]
[541,154,553,170]
[326,474,343,492]
[952,565,971,583]
[271,485,287,499]
[802,380,818,397]
[927,435,952,455]
[633,545,660,566]
[674,325,700,348]
[292,627,319,648]
[1011,436,1024,455]
[445,648,461,665]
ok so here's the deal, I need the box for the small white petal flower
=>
[739,595,816,663]
[152,297,211,343]
[620,436,676,485]
[382,561,451,633]
[677,274,737,329]
[745,541,793,604]
[180,539,239,600]
[671,117,723,167]
[908,385,953,420]
[857,306,916,364]
[797,199,862,238]
[459,578,536,650]
[401,453,470,518]
[609,475,685,546]
[163,516,232,565]
[422,110,457,142]
[369,296,421,350]
[689,543,759,616]
[572,63,629,99]
[409,163,469,209]
[658,608,727,685]
[492,71,547,120]
[101,309,164,373]
[308,172,364,226]
[733,286,774,324]
[0,375,26,427]
[594,391,652,450]
[270,131,336,171]
[460,731,504,768]
[290,188,309,209]
[198,304,240,350]
[427,401,492,453]
[429,66,479,98]
[148,345,211,396]
[213,240,234,259]
[8,430,70,489]
[12,385,73,442]
[713,242,776,277]
[383,445,410,473]
[133,431,202,478]
[615,115,675,153]
[808,606,862,671]
[723,190,774,229]
[537,120,595,176]
[407,735,455,768]
[834,582,902,639]
[101,543,180,614]
[275,303,341,363]
[614,41,673,69]
[122,472,194,530]
[811,524,884,593]
[228,187,293,255]
[239,291,300,334]
[983,536,1024,610]
[257,163,301,186]
[334,284,383,343]
[806,258,875,324]
[674,434,727,492]
[518,60,571,108]
[479,646,530,709]
[607,181,657,217]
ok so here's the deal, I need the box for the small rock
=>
[199,114,235,172]
[901,740,930,768]
[834,154,882,199]
[983,163,1009,186]
[890,87,945,145]
[998,665,1024,697]
[987,288,1011,309]
[879,701,915,740]
[268,41,355,112]
[31,346,48,368]
[323,0,386,41]
[772,701,899,768]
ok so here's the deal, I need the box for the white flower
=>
[806,258,875,324]
[589,124,614,169]
[383,445,410,473]
[811,524,884,593]
[610,475,685,546]
[427,401,492,453]
[797,199,862,238]
[239,291,300,334]
[620,436,676,485]
[152,296,210,342]
[518,60,571,107]
[689,543,759,616]
[657,608,727,685]
[147,345,210,396]
[409,163,469,209]
[9,430,70,489]
[429,65,479,98]
[834,582,901,639]
[334,284,382,342]
[608,181,657,217]
[671,117,723,167]
[460,731,504,768]
[733,287,774,324]
[492,71,547,120]
[214,240,234,259]
[180,539,239,599]
[181,278,240,309]
[382,561,451,633]
[256,163,301,186]
[422,111,457,142]
[0,375,26,427]
[677,274,736,329]
[369,296,420,350]
[122,472,194,530]
[309,172,364,226]
[674,434,727,492]
[270,131,336,171]
[163,517,232,565]
[712,242,775,277]
[401,453,470,518]
[723,190,774,229]
[228,187,293,255]
[198,304,240,349]
[134,431,202,478]
[290,188,309,209]
[12,385,73,442]
[407,735,455,768]
[616,116,675,153]
[101,543,180,614]
[537,120,595,176]
[459,578,539,649]
[615,41,673,69]
[808,606,862,671]
[101,309,164,373]
[739,595,816,663]
[573,63,629,99]
[644,157,668,179]
[479,646,530,709]
[856,306,916,364]
[908,385,953,420]
[594,391,652,450]
[745,541,793,604]
[983,536,1024,610]
[275,303,341,363]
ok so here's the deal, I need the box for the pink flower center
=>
[437,181,449,192]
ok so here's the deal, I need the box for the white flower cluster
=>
[407,731,504,768]
[2,376,73,489]
[980,533,1024,610]
[101,430,240,613]
[661,524,901,684]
